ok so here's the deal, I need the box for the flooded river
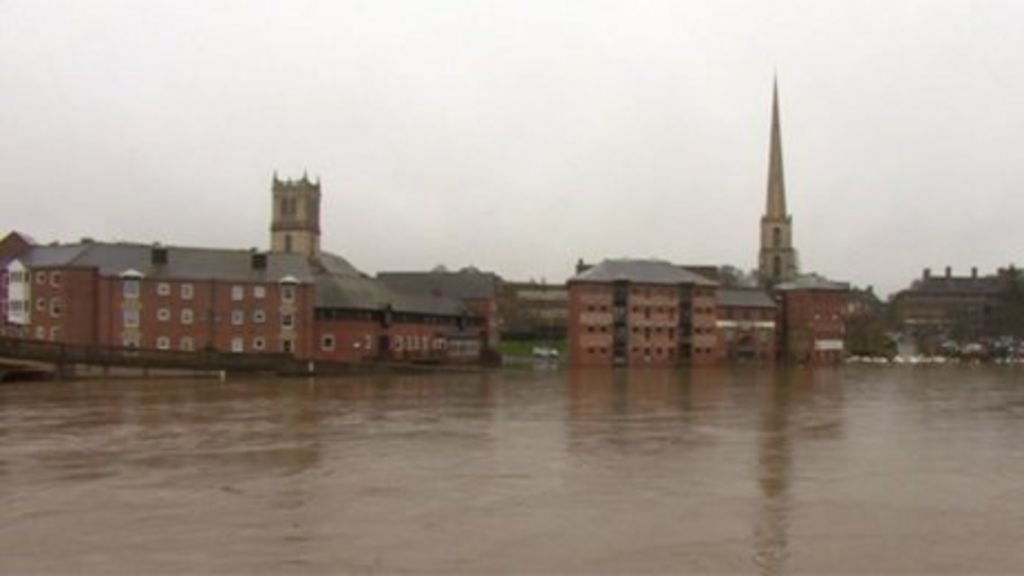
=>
[2,366,1024,573]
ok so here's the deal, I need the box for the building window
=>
[773,255,781,278]
[231,310,244,326]
[156,336,170,350]
[123,309,139,327]
[231,285,244,301]
[123,279,140,298]
[253,337,265,351]
[253,309,266,324]
[181,283,194,300]
[50,271,61,287]
[181,308,194,325]
[321,334,335,351]
[49,326,61,341]
[284,234,293,253]
[281,338,294,354]
[36,298,46,312]
[281,313,294,329]
[773,226,781,248]
[122,337,139,349]
[231,337,244,353]
[157,308,170,322]
[282,284,295,302]
[50,298,62,317]
[35,271,46,285]
[180,337,194,351]
[157,282,170,296]
[34,326,45,339]
[253,286,266,299]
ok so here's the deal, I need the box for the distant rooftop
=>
[570,259,717,286]
[775,273,849,292]
[378,269,502,300]
[717,288,776,308]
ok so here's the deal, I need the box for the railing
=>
[0,336,297,374]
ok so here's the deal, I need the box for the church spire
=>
[758,76,799,287]
[765,76,787,218]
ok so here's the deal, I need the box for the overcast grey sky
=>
[3,1,1023,295]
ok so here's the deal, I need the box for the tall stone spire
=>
[766,77,786,218]
[758,77,799,287]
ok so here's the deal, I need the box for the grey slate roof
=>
[570,259,717,286]
[378,270,502,300]
[775,273,849,292]
[16,241,468,317]
[717,288,777,309]
[18,242,317,282]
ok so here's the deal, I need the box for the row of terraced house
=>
[0,175,498,366]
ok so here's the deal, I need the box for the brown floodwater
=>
[2,366,1023,574]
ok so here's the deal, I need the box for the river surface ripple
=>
[2,366,1024,574]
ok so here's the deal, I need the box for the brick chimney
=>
[945,266,952,279]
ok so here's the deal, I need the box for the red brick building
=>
[1,174,486,365]
[775,275,849,364]
[377,269,502,357]
[568,259,718,367]
[716,288,778,362]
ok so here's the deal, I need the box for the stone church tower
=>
[758,79,799,286]
[270,172,321,257]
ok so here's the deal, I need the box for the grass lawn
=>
[498,339,567,359]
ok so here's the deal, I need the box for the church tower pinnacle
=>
[270,172,322,257]
[758,77,799,286]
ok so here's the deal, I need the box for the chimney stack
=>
[923,268,931,280]
[971,267,978,279]
[945,266,952,278]
[251,252,267,270]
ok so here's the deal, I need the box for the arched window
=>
[773,227,781,248]
[284,234,293,253]
[280,197,289,216]
[773,255,782,277]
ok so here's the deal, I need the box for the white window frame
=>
[253,309,266,324]
[35,271,46,285]
[156,336,170,350]
[231,337,244,353]
[180,308,194,325]
[231,310,244,326]
[281,338,294,353]
[321,334,335,351]
[49,298,62,317]
[157,282,171,296]
[281,313,294,329]
[49,326,60,341]
[123,279,140,298]
[181,283,194,300]
[253,285,266,299]
[157,308,171,322]
[180,337,194,351]
[50,271,61,287]
[253,336,266,351]
[231,285,244,301]
[34,326,46,339]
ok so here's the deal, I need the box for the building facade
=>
[776,276,849,364]
[1,175,487,365]
[498,281,568,341]
[890,266,1011,340]
[716,288,778,362]
[568,259,718,367]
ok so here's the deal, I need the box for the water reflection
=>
[4,367,1024,573]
